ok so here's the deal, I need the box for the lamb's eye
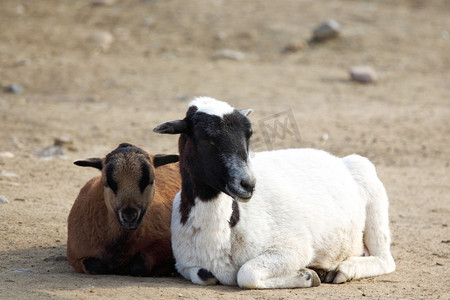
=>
[209,140,216,147]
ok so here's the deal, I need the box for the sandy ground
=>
[0,0,449,299]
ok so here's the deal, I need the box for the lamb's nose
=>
[121,207,139,223]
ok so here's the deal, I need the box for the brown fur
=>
[67,149,180,276]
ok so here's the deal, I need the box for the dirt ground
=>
[0,0,449,299]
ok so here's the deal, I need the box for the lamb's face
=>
[102,150,155,231]
[74,143,179,231]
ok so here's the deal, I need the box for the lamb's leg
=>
[335,154,396,283]
[128,253,148,276]
[237,248,320,289]
[82,257,110,274]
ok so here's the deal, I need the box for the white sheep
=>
[153,97,395,289]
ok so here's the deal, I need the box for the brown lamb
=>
[67,143,180,276]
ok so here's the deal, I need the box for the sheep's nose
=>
[240,176,256,193]
[121,207,139,223]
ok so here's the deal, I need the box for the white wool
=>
[189,97,234,118]
[172,149,396,288]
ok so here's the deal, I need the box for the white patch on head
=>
[189,97,235,118]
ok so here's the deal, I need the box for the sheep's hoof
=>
[299,268,321,287]
[311,268,339,283]
[197,268,218,285]
[310,270,321,287]
[325,270,338,283]
[332,271,349,284]
[311,268,327,282]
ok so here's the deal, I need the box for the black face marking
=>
[105,163,118,194]
[176,105,254,225]
[229,200,240,227]
[103,144,153,195]
[197,268,216,282]
[179,167,197,225]
[190,111,252,194]
[139,162,151,193]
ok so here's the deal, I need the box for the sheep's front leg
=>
[237,250,321,289]
[332,254,396,284]
[188,267,219,285]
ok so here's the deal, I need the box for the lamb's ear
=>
[74,158,103,170]
[153,120,188,134]
[239,109,253,117]
[153,154,179,168]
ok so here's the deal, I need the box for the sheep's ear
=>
[74,158,103,170]
[153,120,187,134]
[153,154,179,168]
[239,109,253,117]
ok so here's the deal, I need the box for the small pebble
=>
[11,137,24,149]
[113,27,130,41]
[349,66,378,83]
[0,151,15,158]
[15,5,25,15]
[212,49,245,61]
[12,269,31,274]
[35,145,65,158]
[284,40,308,53]
[0,195,9,203]
[12,59,30,67]
[43,255,67,262]
[6,84,24,94]
[174,95,189,102]
[91,0,116,5]
[85,94,99,102]
[215,31,227,41]
[54,136,76,150]
[91,31,114,51]
[1,182,19,186]
[312,19,341,42]
[1,171,19,178]
[142,17,155,27]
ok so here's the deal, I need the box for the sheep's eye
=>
[246,128,253,139]
[149,179,154,185]
[209,140,216,147]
